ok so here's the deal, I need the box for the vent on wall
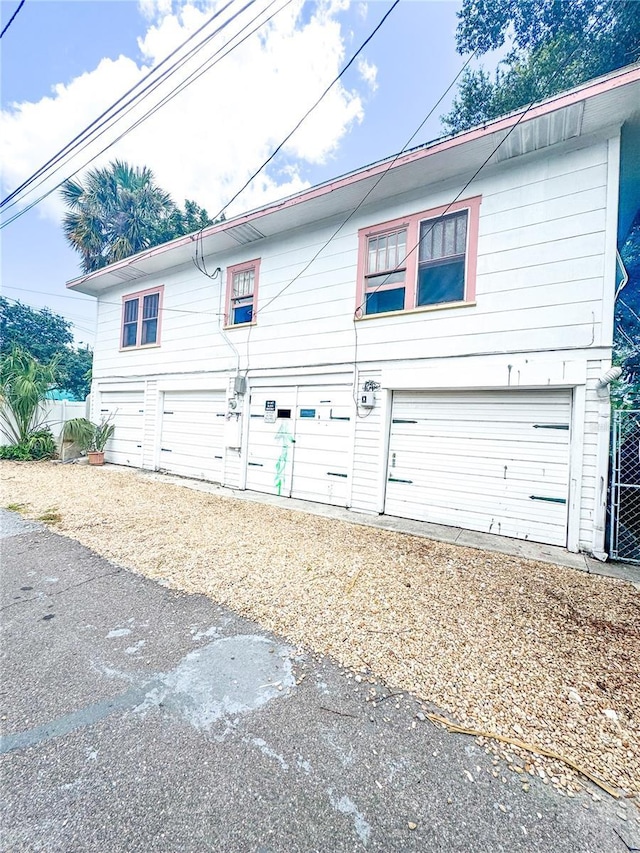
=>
[494,101,585,162]
[225,222,266,244]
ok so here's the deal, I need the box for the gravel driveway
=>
[2,460,638,802]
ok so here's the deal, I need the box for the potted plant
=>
[61,416,115,465]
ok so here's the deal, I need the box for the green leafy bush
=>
[0,427,56,460]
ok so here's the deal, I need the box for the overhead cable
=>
[1,0,262,215]
[0,0,25,39]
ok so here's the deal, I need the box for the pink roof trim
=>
[67,64,640,289]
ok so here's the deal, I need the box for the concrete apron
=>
[1,510,637,853]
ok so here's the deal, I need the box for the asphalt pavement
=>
[0,509,637,852]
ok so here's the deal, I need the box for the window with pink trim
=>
[121,286,163,348]
[356,196,481,317]
[226,259,260,326]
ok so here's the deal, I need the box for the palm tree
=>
[61,161,179,273]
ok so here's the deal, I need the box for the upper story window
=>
[364,228,407,315]
[356,196,481,318]
[121,286,163,349]
[226,259,260,326]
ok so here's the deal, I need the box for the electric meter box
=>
[360,391,375,408]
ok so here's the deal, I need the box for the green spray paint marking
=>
[274,422,294,496]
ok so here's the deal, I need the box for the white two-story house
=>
[68,66,640,558]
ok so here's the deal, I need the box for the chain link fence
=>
[609,408,640,563]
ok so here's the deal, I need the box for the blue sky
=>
[1,0,474,345]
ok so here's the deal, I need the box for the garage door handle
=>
[388,476,413,484]
[161,448,172,452]
[248,462,263,467]
[533,424,569,430]
[327,472,347,478]
[330,410,350,421]
[529,495,567,504]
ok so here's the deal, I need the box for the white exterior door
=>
[246,385,352,505]
[385,389,571,546]
[159,390,226,482]
[246,389,298,497]
[99,390,144,468]
[290,386,351,506]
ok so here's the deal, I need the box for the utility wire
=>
[0,0,293,229]
[0,0,25,39]
[353,0,609,317]
[2,0,287,220]
[193,0,402,276]
[255,51,478,321]
[343,0,609,415]
[1,0,241,208]
[2,286,225,319]
[1,0,266,217]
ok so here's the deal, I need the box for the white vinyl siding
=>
[385,390,572,547]
[159,391,226,482]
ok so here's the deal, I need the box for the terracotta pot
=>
[87,451,105,466]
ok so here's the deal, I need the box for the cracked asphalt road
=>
[0,510,636,852]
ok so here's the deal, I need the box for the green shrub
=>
[0,427,57,461]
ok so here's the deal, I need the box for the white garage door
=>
[159,391,226,482]
[246,386,352,505]
[385,390,571,546]
[99,391,144,468]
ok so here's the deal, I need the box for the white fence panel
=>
[0,400,88,446]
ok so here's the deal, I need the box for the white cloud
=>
[1,0,373,225]
[357,57,377,91]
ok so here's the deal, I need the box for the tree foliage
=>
[443,1,640,133]
[0,297,92,400]
[61,160,215,273]
[0,297,72,363]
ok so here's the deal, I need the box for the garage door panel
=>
[386,390,571,547]
[390,423,570,444]
[388,481,567,519]
[159,391,225,482]
[387,492,568,544]
[100,391,144,468]
[390,454,568,484]
[389,501,569,531]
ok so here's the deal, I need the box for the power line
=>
[256,52,478,322]
[2,285,223,319]
[1,0,267,217]
[195,0,402,274]
[0,0,293,229]
[341,0,609,415]
[0,0,25,39]
[353,4,608,318]
[1,0,241,208]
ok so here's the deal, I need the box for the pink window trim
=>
[120,285,164,350]
[355,196,481,316]
[225,258,261,327]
